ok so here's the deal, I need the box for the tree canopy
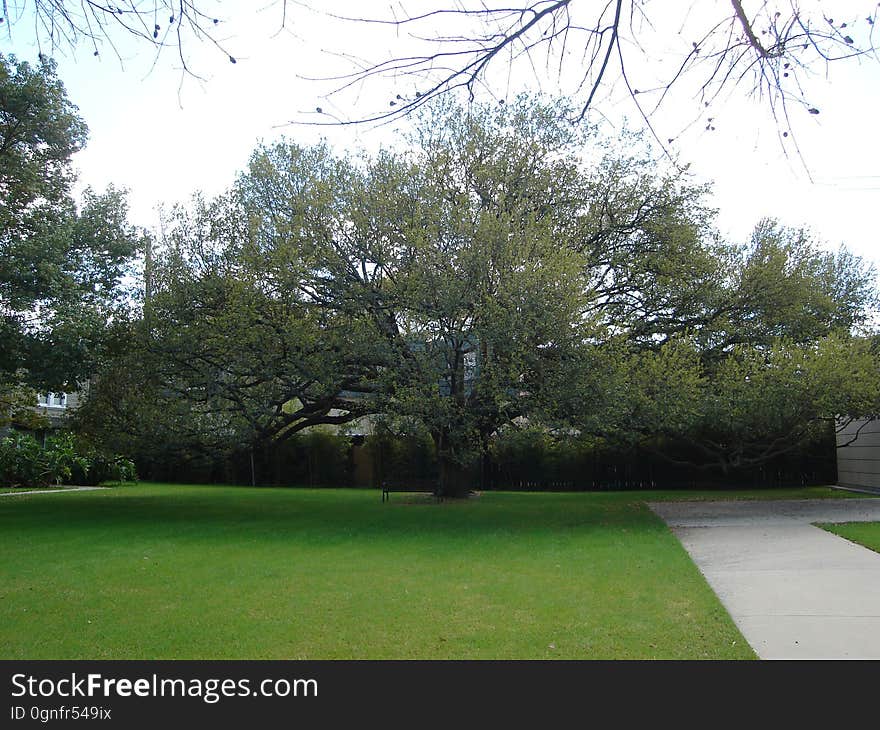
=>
[78,95,880,492]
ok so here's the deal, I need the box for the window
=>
[42,393,68,408]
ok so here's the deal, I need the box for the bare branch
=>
[4,1,878,159]
[731,0,771,58]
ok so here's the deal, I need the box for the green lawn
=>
[1,482,837,660]
[818,521,880,554]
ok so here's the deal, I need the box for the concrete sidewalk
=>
[649,497,880,659]
[0,486,108,497]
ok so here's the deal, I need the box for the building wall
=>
[31,389,86,431]
[836,418,880,490]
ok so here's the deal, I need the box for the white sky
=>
[2,1,879,275]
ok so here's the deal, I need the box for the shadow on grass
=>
[0,485,666,545]
[5,483,845,548]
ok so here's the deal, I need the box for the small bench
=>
[381,478,441,503]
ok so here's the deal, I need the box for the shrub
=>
[0,431,75,488]
[0,431,48,487]
[0,430,137,488]
[489,428,595,489]
[297,430,352,486]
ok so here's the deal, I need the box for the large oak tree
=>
[88,96,879,491]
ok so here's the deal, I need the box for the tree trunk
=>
[433,428,474,498]
[438,456,472,498]
[479,428,493,491]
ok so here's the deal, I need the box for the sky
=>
[2,1,879,275]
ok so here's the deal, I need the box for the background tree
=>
[1,53,86,384]
[617,331,880,474]
[577,220,880,474]
[0,53,142,391]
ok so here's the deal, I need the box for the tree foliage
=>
[554,212,880,472]
[611,331,880,473]
[0,53,142,390]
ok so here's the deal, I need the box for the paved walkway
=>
[0,486,108,497]
[649,498,880,659]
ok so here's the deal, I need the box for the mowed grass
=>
[0,483,791,660]
[818,521,880,554]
